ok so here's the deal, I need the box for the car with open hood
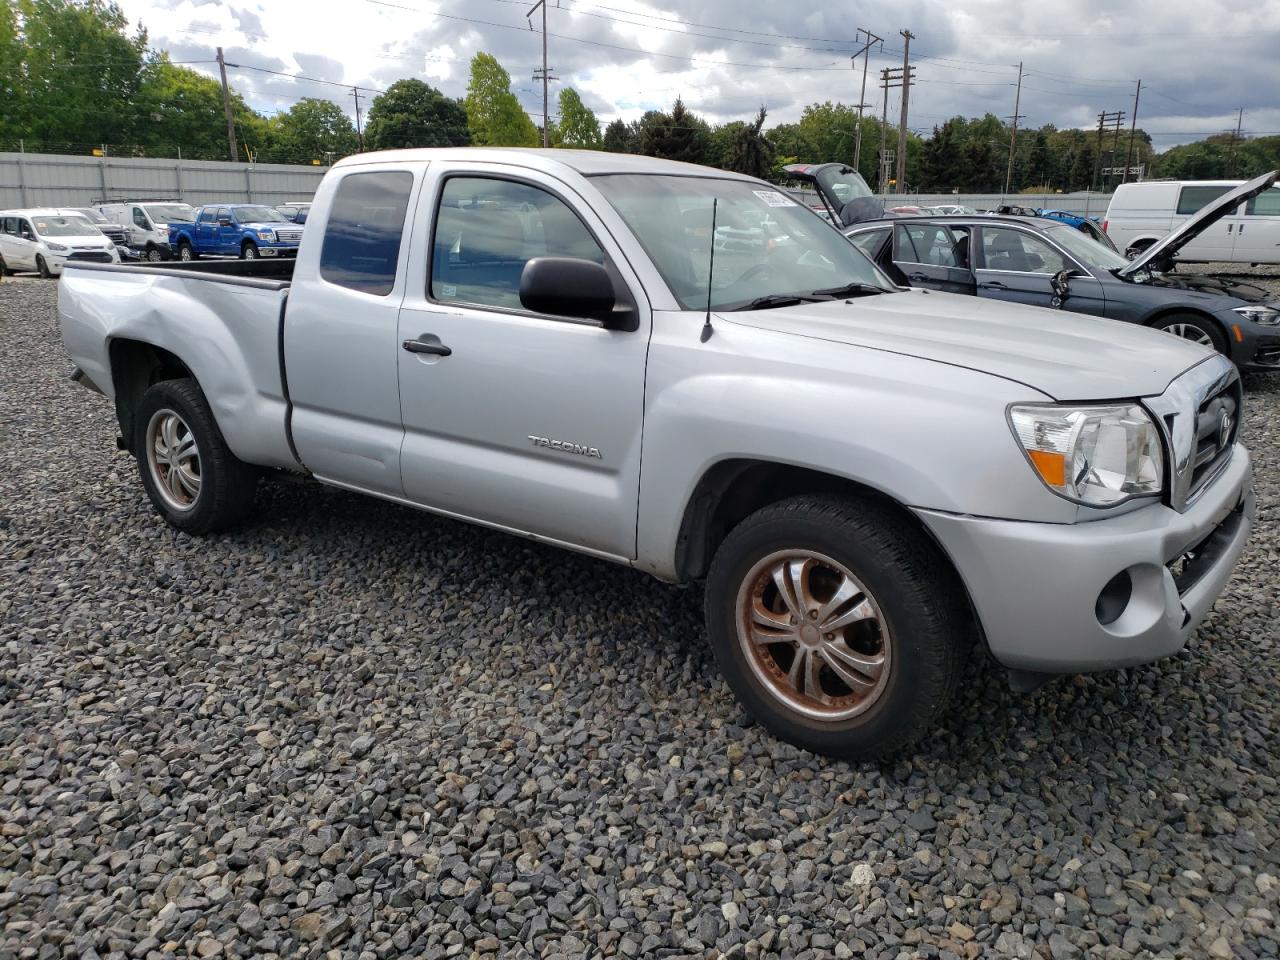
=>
[844,171,1280,371]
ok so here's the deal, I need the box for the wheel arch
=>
[108,339,196,454]
[1141,306,1231,349]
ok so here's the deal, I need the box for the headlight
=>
[46,242,68,252]
[257,230,275,241]
[1233,305,1280,325]
[1009,404,1164,506]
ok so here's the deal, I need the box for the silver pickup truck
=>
[59,148,1255,759]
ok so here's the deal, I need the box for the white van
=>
[1105,179,1280,264]
[0,209,119,278]
[93,199,198,261]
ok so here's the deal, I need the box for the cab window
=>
[1176,185,1234,216]
[894,223,967,268]
[319,170,414,297]
[132,208,149,229]
[980,227,1068,274]
[430,176,605,312]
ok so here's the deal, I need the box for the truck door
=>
[284,167,420,495]
[395,165,651,560]
[194,208,214,249]
[216,208,235,254]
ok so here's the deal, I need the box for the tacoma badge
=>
[528,435,603,459]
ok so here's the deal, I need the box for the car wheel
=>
[133,378,258,535]
[241,242,258,260]
[0,253,10,276]
[1152,313,1227,355]
[1124,239,1154,259]
[178,240,196,262]
[36,255,52,279]
[704,494,967,760]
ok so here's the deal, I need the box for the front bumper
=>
[916,444,1254,673]
[1219,310,1280,371]
[255,244,299,258]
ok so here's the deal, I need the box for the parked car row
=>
[0,198,315,275]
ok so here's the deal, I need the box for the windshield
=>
[816,165,873,206]
[1045,224,1128,271]
[74,208,109,224]
[144,204,196,224]
[234,205,288,223]
[33,215,101,237]
[595,174,892,310]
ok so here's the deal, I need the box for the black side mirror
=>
[520,257,623,326]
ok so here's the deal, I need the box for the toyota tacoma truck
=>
[58,149,1255,759]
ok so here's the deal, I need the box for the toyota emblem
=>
[1218,410,1233,451]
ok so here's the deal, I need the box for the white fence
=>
[0,151,327,209]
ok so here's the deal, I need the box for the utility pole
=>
[879,68,890,195]
[1122,80,1142,183]
[216,47,238,163]
[895,30,914,193]
[528,0,555,147]
[851,28,882,173]
[1227,107,1244,176]
[352,87,365,151]
[1090,110,1125,191]
[1003,61,1024,196]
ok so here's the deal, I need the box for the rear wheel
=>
[241,241,258,260]
[133,378,257,534]
[177,240,197,262]
[1152,313,1228,355]
[704,495,967,760]
[36,255,52,279]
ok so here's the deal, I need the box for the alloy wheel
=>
[145,409,201,511]
[735,550,892,721]
[1164,322,1215,348]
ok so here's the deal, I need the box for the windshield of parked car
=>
[143,204,196,224]
[234,205,289,223]
[74,208,110,224]
[1045,224,1128,271]
[33,215,101,237]
[594,174,893,310]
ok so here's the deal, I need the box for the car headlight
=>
[46,242,68,252]
[1009,404,1164,506]
[258,230,275,241]
[1233,305,1280,325]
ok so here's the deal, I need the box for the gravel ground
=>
[2,277,1279,960]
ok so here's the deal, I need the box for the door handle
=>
[402,338,452,357]
[978,281,1007,290]
[1228,224,1233,234]
[1238,223,1245,235]
[908,272,929,282]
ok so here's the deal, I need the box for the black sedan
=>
[842,173,1280,372]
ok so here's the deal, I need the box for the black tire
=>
[0,253,11,276]
[145,245,164,262]
[1124,239,1154,259]
[36,255,52,279]
[704,495,967,760]
[177,240,197,261]
[241,241,258,260]
[132,378,257,535]
[1151,312,1228,355]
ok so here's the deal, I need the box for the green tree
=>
[797,101,858,164]
[724,107,772,179]
[0,1,23,142]
[267,97,358,164]
[11,0,147,149]
[365,78,469,150]
[135,57,264,161]
[555,88,601,149]
[638,97,709,164]
[602,117,632,153]
[464,52,538,147]
[707,121,744,169]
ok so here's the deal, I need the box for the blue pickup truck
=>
[170,204,304,261]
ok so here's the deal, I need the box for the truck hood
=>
[1119,169,1278,277]
[721,289,1211,400]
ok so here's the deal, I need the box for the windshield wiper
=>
[731,293,832,311]
[810,282,886,298]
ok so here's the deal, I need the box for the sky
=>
[116,0,1280,152]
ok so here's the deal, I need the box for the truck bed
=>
[59,260,299,471]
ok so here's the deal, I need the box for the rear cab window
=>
[320,170,414,296]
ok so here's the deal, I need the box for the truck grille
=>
[99,227,126,244]
[1144,356,1240,512]
[67,251,114,263]
[274,227,303,244]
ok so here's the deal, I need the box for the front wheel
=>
[145,245,164,262]
[36,255,52,279]
[0,253,10,276]
[1151,313,1228,355]
[177,240,197,261]
[241,242,258,260]
[704,495,967,760]
[133,378,258,535]
[1124,239,1154,259]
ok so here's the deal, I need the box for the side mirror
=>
[218,218,233,227]
[520,257,623,325]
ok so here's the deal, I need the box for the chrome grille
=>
[1144,355,1240,512]
[274,227,303,243]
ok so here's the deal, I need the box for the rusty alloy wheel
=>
[735,550,892,721]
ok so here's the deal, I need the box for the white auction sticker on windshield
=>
[753,190,797,208]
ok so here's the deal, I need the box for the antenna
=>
[700,198,718,343]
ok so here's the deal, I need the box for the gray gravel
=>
[3,276,1279,960]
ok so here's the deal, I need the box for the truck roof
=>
[332,147,758,181]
